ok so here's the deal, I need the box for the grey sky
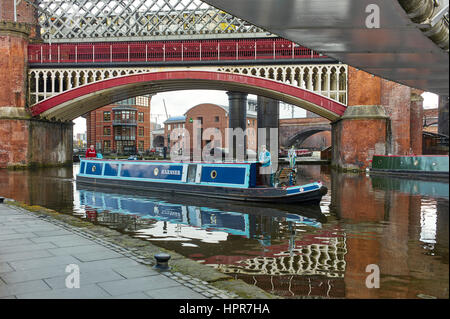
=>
[73,90,440,135]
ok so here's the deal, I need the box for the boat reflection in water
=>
[76,185,346,298]
[370,175,449,199]
[76,185,325,241]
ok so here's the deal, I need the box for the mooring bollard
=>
[153,252,171,271]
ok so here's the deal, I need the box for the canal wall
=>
[0,21,72,169]
[332,67,424,171]
[0,115,73,169]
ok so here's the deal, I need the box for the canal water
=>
[0,164,448,299]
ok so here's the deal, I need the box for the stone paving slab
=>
[0,232,37,241]
[0,262,14,274]
[97,275,180,296]
[0,238,35,248]
[8,255,81,272]
[0,249,54,263]
[71,250,123,262]
[0,280,51,298]
[0,242,57,255]
[113,292,153,299]
[112,264,160,279]
[1,264,68,284]
[144,286,206,299]
[0,204,237,299]
[47,244,112,257]
[43,269,125,289]
[79,257,140,271]
[16,285,112,299]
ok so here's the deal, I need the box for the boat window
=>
[187,164,197,183]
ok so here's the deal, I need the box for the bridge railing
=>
[28,38,325,64]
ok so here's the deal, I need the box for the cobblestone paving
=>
[0,203,238,299]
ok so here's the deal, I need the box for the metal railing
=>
[114,136,136,141]
[113,119,137,125]
[28,38,325,64]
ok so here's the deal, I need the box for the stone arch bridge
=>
[279,118,331,149]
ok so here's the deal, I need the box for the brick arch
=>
[31,70,346,121]
[285,126,331,148]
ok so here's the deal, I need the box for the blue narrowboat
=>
[76,158,327,204]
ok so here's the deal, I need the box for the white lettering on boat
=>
[161,169,181,176]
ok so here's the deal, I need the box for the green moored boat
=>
[370,155,449,180]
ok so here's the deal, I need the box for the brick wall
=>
[410,93,424,154]
[0,0,39,38]
[347,66,381,106]
[381,79,412,155]
[165,103,258,155]
[0,118,28,167]
[334,67,424,169]
[0,23,29,109]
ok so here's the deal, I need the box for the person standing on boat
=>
[288,145,297,169]
[259,145,273,186]
[287,145,297,185]
[85,145,97,158]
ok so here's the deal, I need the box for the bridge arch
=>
[31,71,346,122]
[285,126,331,148]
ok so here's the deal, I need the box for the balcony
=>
[113,119,137,126]
[114,136,136,141]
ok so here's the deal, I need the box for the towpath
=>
[0,203,234,299]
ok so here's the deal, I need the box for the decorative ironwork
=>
[28,64,348,106]
[28,38,324,64]
[36,0,268,42]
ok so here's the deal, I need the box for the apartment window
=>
[136,96,149,107]
[138,140,144,152]
[103,111,111,121]
[103,126,111,136]
[168,124,171,130]
[214,116,220,122]
[138,112,144,122]
[103,140,111,152]
[138,127,144,137]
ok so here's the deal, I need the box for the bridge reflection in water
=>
[0,164,447,299]
[76,185,346,298]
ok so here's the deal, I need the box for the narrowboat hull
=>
[76,159,327,204]
[370,155,449,181]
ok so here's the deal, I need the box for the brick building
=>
[86,95,152,155]
[164,103,257,155]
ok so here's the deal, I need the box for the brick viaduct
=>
[0,1,440,170]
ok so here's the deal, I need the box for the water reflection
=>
[76,185,346,298]
[371,175,449,199]
[77,187,324,242]
[0,164,447,299]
